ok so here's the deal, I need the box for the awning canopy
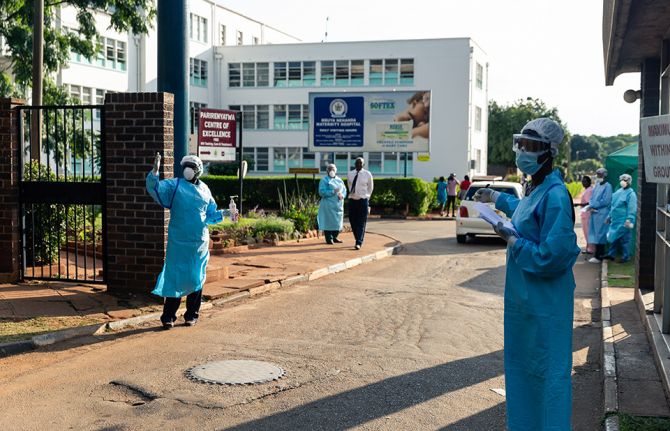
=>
[603,0,670,85]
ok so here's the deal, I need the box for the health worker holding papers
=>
[474,118,579,431]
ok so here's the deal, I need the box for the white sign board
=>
[641,115,670,183]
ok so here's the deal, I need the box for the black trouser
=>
[161,289,203,324]
[446,195,457,216]
[348,198,369,246]
[595,244,607,260]
[324,230,340,243]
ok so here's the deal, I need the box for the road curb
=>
[601,260,621,431]
[0,242,401,358]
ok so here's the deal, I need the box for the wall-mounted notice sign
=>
[198,108,237,162]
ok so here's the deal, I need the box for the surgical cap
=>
[180,155,203,176]
[596,168,608,177]
[326,163,337,172]
[520,118,565,154]
[619,173,632,184]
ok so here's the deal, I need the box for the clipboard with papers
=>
[474,202,520,238]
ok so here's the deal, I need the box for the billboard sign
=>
[641,115,670,183]
[309,91,431,153]
[198,108,237,162]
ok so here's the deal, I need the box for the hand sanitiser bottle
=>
[229,195,239,222]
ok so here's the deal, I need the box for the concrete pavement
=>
[0,219,607,430]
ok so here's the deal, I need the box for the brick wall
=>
[636,58,660,291]
[105,92,174,293]
[0,98,24,282]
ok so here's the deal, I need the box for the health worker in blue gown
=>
[317,164,347,244]
[475,118,580,431]
[146,153,237,330]
[587,168,613,263]
[605,173,637,263]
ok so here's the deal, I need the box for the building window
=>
[476,149,482,172]
[351,60,364,85]
[219,24,226,45]
[242,105,256,129]
[74,36,125,71]
[336,60,349,86]
[384,59,399,85]
[273,148,287,172]
[475,106,482,131]
[190,101,207,133]
[288,62,302,87]
[189,13,208,43]
[242,63,255,87]
[320,152,334,172]
[243,147,255,170]
[256,148,269,171]
[274,62,287,87]
[303,151,315,168]
[236,30,243,45]
[302,105,309,129]
[303,61,316,86]
[368,152,382,174]
[253,36,259,45]
[400,152,413,175]
[321,60,334,86]
[257,63,269,86]
[383,152,398,173]
[274,105,287,129]
[190,58,208,87]
[400,59,414,85]
[287,104,302,129]
[476,63,484,90]
[288,147,301,168]
[228,63,240,87]
[256,105,269,129]
[369,59,383,85]
[334,153,348,173]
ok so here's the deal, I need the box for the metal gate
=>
[18,105,106,283]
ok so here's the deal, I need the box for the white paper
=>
[474,202,520,238]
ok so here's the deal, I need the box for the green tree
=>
[0,1,156,98]
[488,98,570,170]
[569,134,601,160]
[570,158,603,176]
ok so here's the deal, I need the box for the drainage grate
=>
[186,360,285,385]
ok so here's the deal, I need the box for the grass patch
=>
[608,259,636,288]
[616,412,670,431]
[0,316,105,344]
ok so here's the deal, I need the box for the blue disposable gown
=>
[495,169,580,431]
[146,172,228,298]
[437,181,447,204]
[588,181,613,244]
[607,187,637,243]
[317,175,347,231]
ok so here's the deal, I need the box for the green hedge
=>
[202,175,436,216]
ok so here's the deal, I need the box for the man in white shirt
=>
[347,157,374,250]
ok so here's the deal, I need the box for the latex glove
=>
[473,188,500,204]
[605,217,611,225]
[152,152,161,175]
[494,221,517,246]
[625,220,634,229]
[337,192,344,201]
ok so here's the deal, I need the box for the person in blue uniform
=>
[146,153,237,329]
[317,164,347,244]
[436,176,448,216]
[475,118,580,430]
[587,168,613,263]
[605,173,637,263]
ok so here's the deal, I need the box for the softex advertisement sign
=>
[308,91,431,153]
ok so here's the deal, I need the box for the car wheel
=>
[456,234,467,244]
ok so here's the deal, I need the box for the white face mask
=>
[183,167,196,181]
[597,177,605,184]
[328,171,336,178]
[620,180,628,188]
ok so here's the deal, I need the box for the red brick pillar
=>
[105,93,174,294]
[0,98,24,282]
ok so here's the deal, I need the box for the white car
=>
[455,181,524,244]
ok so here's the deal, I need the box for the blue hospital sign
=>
[313,96,364,148]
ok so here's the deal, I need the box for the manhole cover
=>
[186,360,285,385]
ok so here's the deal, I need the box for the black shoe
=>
[162,321,174,330]
[184,318,198,326]
[333,238,343,243]
[326,240,334,245]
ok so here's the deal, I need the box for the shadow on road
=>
[221,350,506,431]
[394,236,505,257]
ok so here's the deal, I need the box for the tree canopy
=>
[487,98,570,169]
[0,0,155,98]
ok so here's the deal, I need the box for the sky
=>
[221,0,642,137]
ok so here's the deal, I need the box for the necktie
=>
[351,172,359,195]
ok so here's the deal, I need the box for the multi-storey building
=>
[26,3,487,180]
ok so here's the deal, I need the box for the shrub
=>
[505,174,521,183]
[209,216,295,244]
[565,182,584,199]
[202,175,437,216]
[278,181,320,233]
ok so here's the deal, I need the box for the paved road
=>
[0,219,601,430]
